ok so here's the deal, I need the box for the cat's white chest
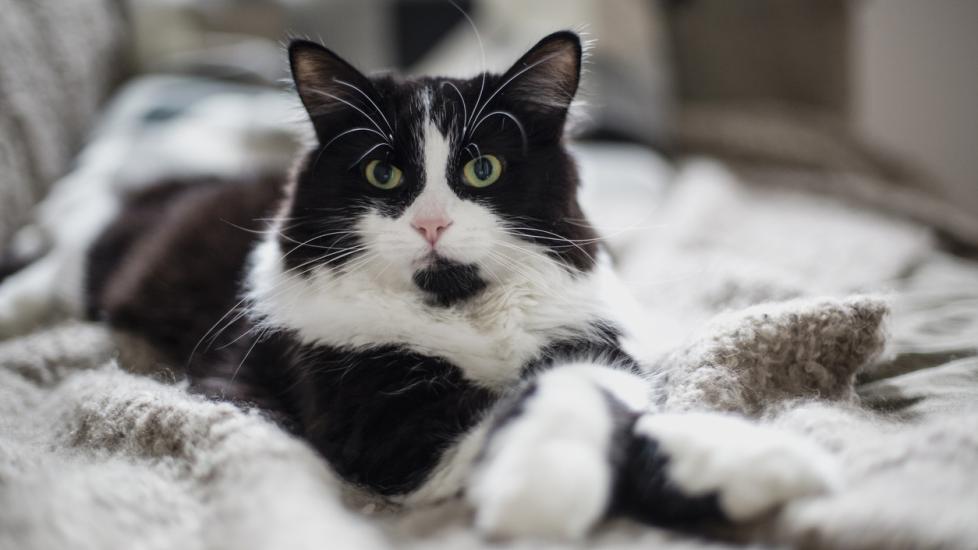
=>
[246,239,622,389]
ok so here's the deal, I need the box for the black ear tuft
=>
[288,40,382,139]
[500,31,583,113]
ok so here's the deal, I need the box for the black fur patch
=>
[522,322,641,376]
[412,257,487,306]
[614,433,726,526]
[85,174,284,354]
[283,340,496,495]
[189,328,497,496]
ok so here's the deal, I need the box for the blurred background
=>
[1,0,976,252]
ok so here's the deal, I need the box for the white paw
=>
[469,439,610,539]
[634,413,841,521]
[468,368,620,539]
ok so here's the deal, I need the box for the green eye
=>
[462,155,503,188]
[365,160,403,189]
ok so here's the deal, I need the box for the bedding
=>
[1,80,977,550]
[0,0,128,247]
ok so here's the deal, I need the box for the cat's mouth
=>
[412,257,487,307]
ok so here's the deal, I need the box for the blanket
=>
[0,0,128,247]
[2,85,978,550]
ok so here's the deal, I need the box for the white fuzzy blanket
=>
[2,128,978,549]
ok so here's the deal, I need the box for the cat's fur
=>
[0,32,839,539]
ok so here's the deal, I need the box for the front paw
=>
[468,438,611,539]
[631,413,841,522]
[467,368,624,539]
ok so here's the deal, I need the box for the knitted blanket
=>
[2,85,978,550]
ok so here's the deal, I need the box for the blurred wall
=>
[853,0,978,212]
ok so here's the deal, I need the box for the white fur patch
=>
[633,413,842,521]
[246,236,631,388]
[467,366,620,539]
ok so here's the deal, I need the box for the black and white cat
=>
[0,32,839,539]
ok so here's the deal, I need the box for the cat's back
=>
[86,174,285,361]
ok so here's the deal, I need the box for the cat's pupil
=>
[372,162,392,183]
[474,157,492,180]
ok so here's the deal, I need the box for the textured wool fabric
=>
[654,296,887,415]
[0,296,884,550]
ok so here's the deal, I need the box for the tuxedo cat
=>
[0,32,838,539]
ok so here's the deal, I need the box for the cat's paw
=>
[632,413,841,521]
[467,367,624,539]
[469,437,611,539]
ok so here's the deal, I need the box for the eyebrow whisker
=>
[333,78,395,138]
[350,142,393,168]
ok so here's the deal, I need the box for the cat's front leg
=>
[463,363,843,540]
[466,363,647,539]
[620,412,841,525]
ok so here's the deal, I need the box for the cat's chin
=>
[412,257,488,308]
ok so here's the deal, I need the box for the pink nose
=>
[411,216,452,245]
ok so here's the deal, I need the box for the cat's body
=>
[0,32,840,539]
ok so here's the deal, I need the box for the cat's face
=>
[281,32,596,307]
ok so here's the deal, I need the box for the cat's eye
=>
[462,155,503,188]
[364,160,403,190]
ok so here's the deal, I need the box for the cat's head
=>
[279,31,596,307]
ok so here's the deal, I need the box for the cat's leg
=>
[463,363,841,539]
[619,411,841,525]
[466,362,647,539]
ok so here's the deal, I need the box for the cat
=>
[0,31,839,539]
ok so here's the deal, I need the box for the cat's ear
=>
[289,40,383,141]
[499,31,582,114]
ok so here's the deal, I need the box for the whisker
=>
[447,0,486,133]
[469,52,561,131]
[350,142,393,168]
[307,89,391,140]
[224,326,267,397]
[333,78,395,137]
[440,81,469,134]
[322,126,390,150]
[471,110,528,154]
[466,142,482,161]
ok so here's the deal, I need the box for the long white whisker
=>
[333,78,394,137]
[225,327,267,397]
[350,142,393,168]
[447,0,486,132]
[308,89,390,139]
[471,110,528,154]
[440,81,468,134]
[470,53,561,130]
[322,126,389,150]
